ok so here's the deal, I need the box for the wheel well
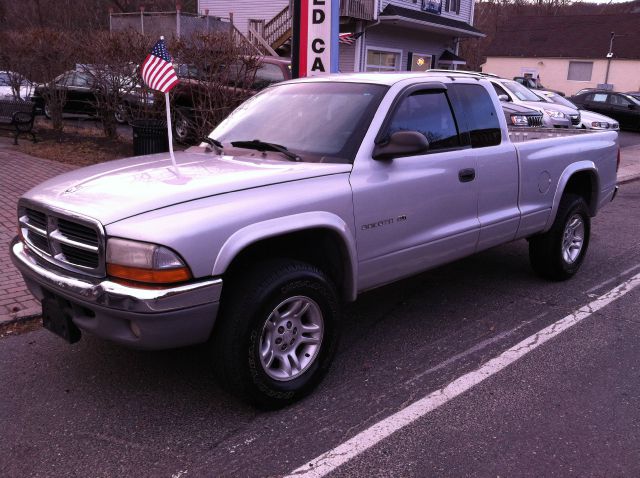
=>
[223,229,352,301]
[563,171,597,215]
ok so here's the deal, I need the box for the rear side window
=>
[448,84,501,148]
[385,91,460,152]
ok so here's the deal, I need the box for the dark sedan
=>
[569,90,640,131]
[31,70,152,124]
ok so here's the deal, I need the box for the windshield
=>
[544,93,578,109]
[502,80,544,102]
[211,82,388,164]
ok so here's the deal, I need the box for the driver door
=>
[350,85,480,292]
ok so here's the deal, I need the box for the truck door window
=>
[448,84,502,148]
[386,91,460,152]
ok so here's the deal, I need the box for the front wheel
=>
[529,194,591,281]
[211,259,340,408]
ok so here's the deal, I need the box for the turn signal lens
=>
[107,264,191,284]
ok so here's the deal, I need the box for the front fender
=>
[212,211,358,301]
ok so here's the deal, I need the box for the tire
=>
[529,194,591,281]
[43,102,51,120]
[211,259,340,409]
[173,110,192,144]
[114,104,128,124]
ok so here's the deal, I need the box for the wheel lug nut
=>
[287,321,292,329]
[275,338,282,345]
[290,338,295,345]
[293,327,298,335]
[281,344,287,351]
[278,326,285,334]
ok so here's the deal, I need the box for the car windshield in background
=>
[503,80,544,102]
[545,93,579,109]
[211,82,388,164]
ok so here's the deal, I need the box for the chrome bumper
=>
[11,238,223,349]
[11,238,221,313]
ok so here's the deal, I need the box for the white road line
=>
[285,272,640,478]
[586,263,640,294]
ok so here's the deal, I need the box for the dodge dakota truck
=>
[11,71,619,408]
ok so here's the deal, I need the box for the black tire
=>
[43,102,51,120]
[529,194,591,281]
[114,103,128,124]
[211,259,340,409]
[173,109,193,144]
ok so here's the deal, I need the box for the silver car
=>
[488,78,579,128]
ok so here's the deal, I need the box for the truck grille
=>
[18,202,105,276]
[528,115,543,127]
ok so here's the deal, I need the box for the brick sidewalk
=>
[0,140,76,323]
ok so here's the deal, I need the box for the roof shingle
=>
[486,13,640,60]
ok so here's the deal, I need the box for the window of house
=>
[445,0,460,14]
[448,84,501,148]
[567,61,593,82]
[366,47,401,72]
[385,91,460,152]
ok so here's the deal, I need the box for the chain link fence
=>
[110,11,230,38]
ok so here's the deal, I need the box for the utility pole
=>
[604,31,614,85]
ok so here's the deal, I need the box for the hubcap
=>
[562,214,585,264]
[259,296,324,381]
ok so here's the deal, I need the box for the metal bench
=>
[0,99,37,145]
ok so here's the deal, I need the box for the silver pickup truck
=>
[11,72,619,407]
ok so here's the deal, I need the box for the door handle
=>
[458,168,476,183]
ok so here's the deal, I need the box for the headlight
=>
[612,123,619,129]
[510,114,529,126]
[591,122,608,128]
[544,109,566,119]
[106,238,192,284]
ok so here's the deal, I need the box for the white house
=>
[198,0,484,72]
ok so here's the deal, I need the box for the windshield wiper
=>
[231,139,301,162]
[202,137,223,154]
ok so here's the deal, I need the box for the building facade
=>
[482,14,640,96]
[198,0,483,73]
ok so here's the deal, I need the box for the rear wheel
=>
[114,103,128,124]
[211,259,340,409]
[43,102,51,120]
[529,194,590,280]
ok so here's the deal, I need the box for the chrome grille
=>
[18,202,105,276]
[527,115,543,127]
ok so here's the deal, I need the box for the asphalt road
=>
[1,182,639,478]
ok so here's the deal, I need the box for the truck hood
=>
[23,149,352,225]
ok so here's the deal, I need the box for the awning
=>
[438,50,467,65]
[378,5,485,39]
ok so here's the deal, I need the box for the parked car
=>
[537,90,619,130]
[0,71,33,101]
[11,71,618,407]
[513,76,565,96]
[487,77,579,128]
[171,56,292,143]
[570,90,640,131]
[501,101,544,127]
[30,69,153,124]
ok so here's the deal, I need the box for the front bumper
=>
[10,238,222,349]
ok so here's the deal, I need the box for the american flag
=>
[338,32,364,45]
[141,38,179,93]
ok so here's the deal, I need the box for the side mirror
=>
[498,94,510,102]
[372,131,430,160]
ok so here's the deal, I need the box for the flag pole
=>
[164,91,179,176]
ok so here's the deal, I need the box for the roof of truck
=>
[283,71,489,87]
